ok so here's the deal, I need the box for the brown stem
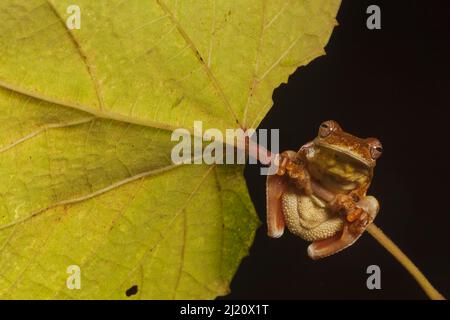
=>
[366,224,445,300]
[245,136,274,165]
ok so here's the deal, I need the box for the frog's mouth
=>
[314,142,372,167]
[319,167,369,192]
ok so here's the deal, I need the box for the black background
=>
[223,0,450,299]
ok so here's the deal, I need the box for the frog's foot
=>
[307,196,379,259]
[329,193,358,215]
[276,151,312,195]
[330,194,371,231]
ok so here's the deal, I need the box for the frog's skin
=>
[266,120,382,259]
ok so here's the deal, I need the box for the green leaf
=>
[0,0,341,299]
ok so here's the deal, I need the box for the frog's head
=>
[314,120,382,167]
[305,120,383,192]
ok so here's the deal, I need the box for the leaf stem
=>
[366,223,445,300]
[248,143,445,300]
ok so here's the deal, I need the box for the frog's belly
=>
[281,192,344,242]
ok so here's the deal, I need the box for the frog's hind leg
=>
[282,191,344,242]
[266,174,288,238]
[307,196,379,259]
[307,225,358,259]
[266,149,313,238]
[266,150,298,238]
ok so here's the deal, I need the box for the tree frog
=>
[266,120,382,259]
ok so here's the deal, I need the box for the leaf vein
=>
[0,162,186,231]
[114,164,216,297]
[0,117,95,154]
[155,0,241,128]
[242,0,267,128]
[45,0,105,111]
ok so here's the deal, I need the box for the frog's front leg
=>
[307,195,379,259]
[277,150,312,195]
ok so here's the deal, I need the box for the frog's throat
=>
[314,141,372,168]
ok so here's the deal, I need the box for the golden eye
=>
[368,139,383,160]
[318,120,341,138]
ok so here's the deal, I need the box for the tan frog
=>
[266,120,382,259]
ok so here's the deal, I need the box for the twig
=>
[366,223,445,300]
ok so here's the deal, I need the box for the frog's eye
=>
[369,140,383,159]
[318,120,340,138]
